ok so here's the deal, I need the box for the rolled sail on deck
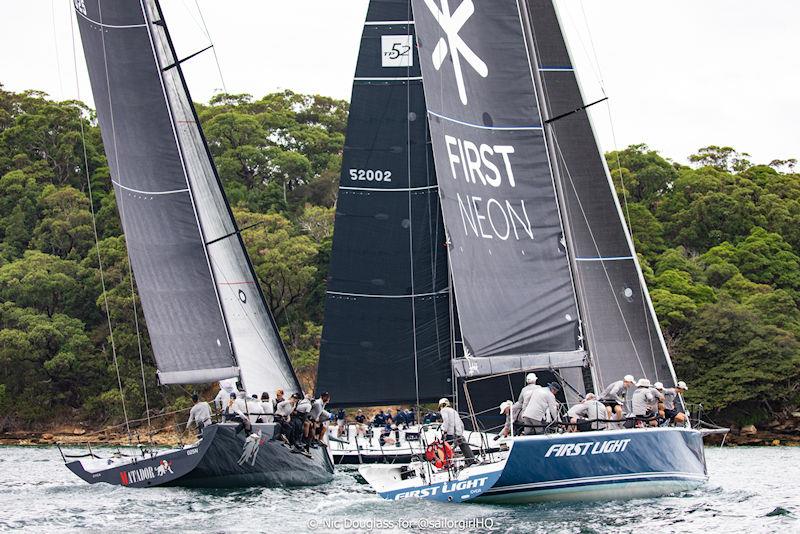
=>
[411,0,581,360]
[316,0,453,406]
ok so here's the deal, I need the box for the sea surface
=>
[0,445,797,533]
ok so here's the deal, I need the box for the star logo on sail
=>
[423,0,488,105]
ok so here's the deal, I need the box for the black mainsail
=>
[316,0,452,406]
[411,0,676,394]
[75,0,300,396]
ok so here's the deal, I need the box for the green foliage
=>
[2,82,799,430]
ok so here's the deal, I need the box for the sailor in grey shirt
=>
[566,393,607,431]
[438,398,474,463]
[599,374,635,425]
[186,394,212,434]
[631,378,656,426]
[517,373,541,418]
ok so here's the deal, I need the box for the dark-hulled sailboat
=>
[402,0,709,501]
[315,0,496,464]
[65,0,333,488]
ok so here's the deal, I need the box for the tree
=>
[0,170,40,259]
[689,145,752,173]
[32,185,94,260]
[0,250,98,322]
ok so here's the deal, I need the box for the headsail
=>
[75,0,300,395]
[316,0,453,406]
[410,0,582,367]
[523,0,676,388]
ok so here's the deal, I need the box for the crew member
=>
[651,382,666,421]
[498,400,517,437]
[274,393,298,446]
[659,381,689,425]
[213,379,238,411]
[630,378,656,427]
[296,394,313,451]
[260,392,274,423]
[186,393,212,437]
[246,394,265,423]
[273,388,285,411]
[516,373,541,423]
[522,382,561,435]
[310,392,331,445]
[600,374,635,426]
[566,393,607,432]
[355,409,367,436]
[439,398,475,464]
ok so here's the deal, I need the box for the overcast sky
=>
[2,1,798,164]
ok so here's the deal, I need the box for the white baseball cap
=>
[584,393,596,401]
[526,373,537,384]
[499,400,513,414]
[624,374,635,383]
[677,381,688,390]
[653,382,664,390]
[636,378,651,388]
[439,398,450,407]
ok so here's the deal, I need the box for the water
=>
[0,445,797,533]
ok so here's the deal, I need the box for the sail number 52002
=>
[349,169,392,182]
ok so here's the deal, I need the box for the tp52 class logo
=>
[423,0,488,105]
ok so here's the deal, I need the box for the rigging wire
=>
[406,0,421,414]
[69,4,131,438]
[193,0,228,94]
[50,0,65,99]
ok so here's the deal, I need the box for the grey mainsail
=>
[75,0,300,396]
[315,0,453,406]
[411,0,676,393]
[524,0,676,389]
[411,0,582,366]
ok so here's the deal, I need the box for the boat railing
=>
[55,406,196,464]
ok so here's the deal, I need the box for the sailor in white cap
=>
[516,373,541,423]
[630,378,656,427]
[498,400,517,437]
[659,380,689,425]
[599,374,635,426]
[650,382,666,420]
[439,398,475,464]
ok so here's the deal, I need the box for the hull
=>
[360,451,510,502]
[66,423,334,488]
[479,427,706,503]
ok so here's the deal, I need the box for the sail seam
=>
[327,289,449,299]
[365,21,415,25]
[111,180,189,195]
[575,256,634,262]
[75,10,146,29]
[427,110,542,130]
[354,77,423,81]
[339,185,437,192]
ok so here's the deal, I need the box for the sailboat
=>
[384,0,708,502]
[315,0,495,465]
[64,0,333,487]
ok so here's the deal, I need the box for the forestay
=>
[75,0,300,395]
[316,0,452,406]
[411,0,581,360]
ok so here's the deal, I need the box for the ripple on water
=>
[0,445,798,533]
